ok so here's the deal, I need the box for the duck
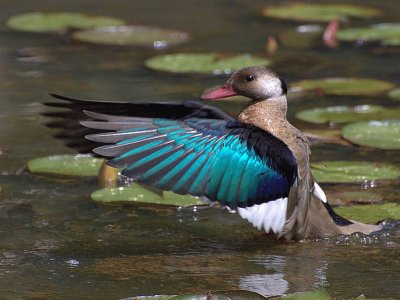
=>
[45,66,381,240]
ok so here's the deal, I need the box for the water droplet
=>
[66,259,80,267]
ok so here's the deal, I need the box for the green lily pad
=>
[296,105,400,124]
[27,154,104,176]
[311,161,400,183]
[337,23,400,46]
[388,88,400,100]
[290,78,395,96]
[169,291,266,300]
[130,296,176,300]
[145,53,271,75]
[334,203,400,223]
[6,12,125,33]
[281,290,331,300]
[90,185,205,207]
[71,25,189,48]
[327,191,383,206]
[342,120,400,150]
[304,129,350,146]
[262,3,380,22]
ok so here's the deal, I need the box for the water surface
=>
[0,0,399,299]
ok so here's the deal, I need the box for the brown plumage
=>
[202,66,381,239]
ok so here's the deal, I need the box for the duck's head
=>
[201,66,287,101]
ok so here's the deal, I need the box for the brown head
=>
[201,66,287,101]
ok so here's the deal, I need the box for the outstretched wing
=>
[44,94,234,153]
[82,111,298,233]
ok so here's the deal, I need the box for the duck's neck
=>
[238,96,288,137]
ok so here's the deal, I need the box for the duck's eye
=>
[245,75,254,82]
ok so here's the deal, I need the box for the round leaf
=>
[342,120,400,150]
[282,290,331,300]
[27,154,104,176]
[72,25,189,48]
[6,12,125,33]
[296,105,400,124]
[388,88,400,101]
[337,23,400,46]
[91,185,205,207]
[327,191,383,206]
[311,161,400,183]
[290,78,394,96]
[262,3,380,22]
[145,53,271,75]
[334,203,400,223]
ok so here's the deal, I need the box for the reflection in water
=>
[239,255,288,296]
[239,254,330,296]
[240,273,288,297]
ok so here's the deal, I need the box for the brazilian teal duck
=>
[46,66,381,240]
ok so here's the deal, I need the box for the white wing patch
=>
[313,182,327,203]
[237,198,287,234]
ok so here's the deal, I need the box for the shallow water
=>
[0,0,399,299]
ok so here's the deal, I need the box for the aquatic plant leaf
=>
[145,53,271,74]
[311,161,400,183]
[282,290,331,299]
[169,291,267,300]
[129,296,176,300]
[262,3,380,22]
[304,129,350,146]
[342,120,400,150]
[334,203,400,223]
[290,78,394,96]
[72,25,189,48]
[327,191,383,206]
[337,23,400,45]
[129,297,176,300]
[296,105,400,124]
[27,154,104,176]
[6,12,125,33]
[388,88,400,100]
[90,185,205,207]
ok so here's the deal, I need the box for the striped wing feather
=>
[83,111,297,209]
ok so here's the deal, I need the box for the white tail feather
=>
[313,182,327,203]
[237,198,288,234]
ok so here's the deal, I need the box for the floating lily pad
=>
[90,185,205,207]
[145,53,271,75]
[6,12,125,33]
[262,3,380,22]
[304,129,351,146]
[311,161,400,183]
[130,296,175,300]
[170,291,266,300]
[290,78,395,96]
[334,203,400,223]
[71,25,189,48]
[337,23,400,46]
[304,129,343,138]
[296,105,400,124]
[388,89,400,100]
[327,191,383,206]
[27,154,104,176]
[342,120,400,150]
[282,290,331,300]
